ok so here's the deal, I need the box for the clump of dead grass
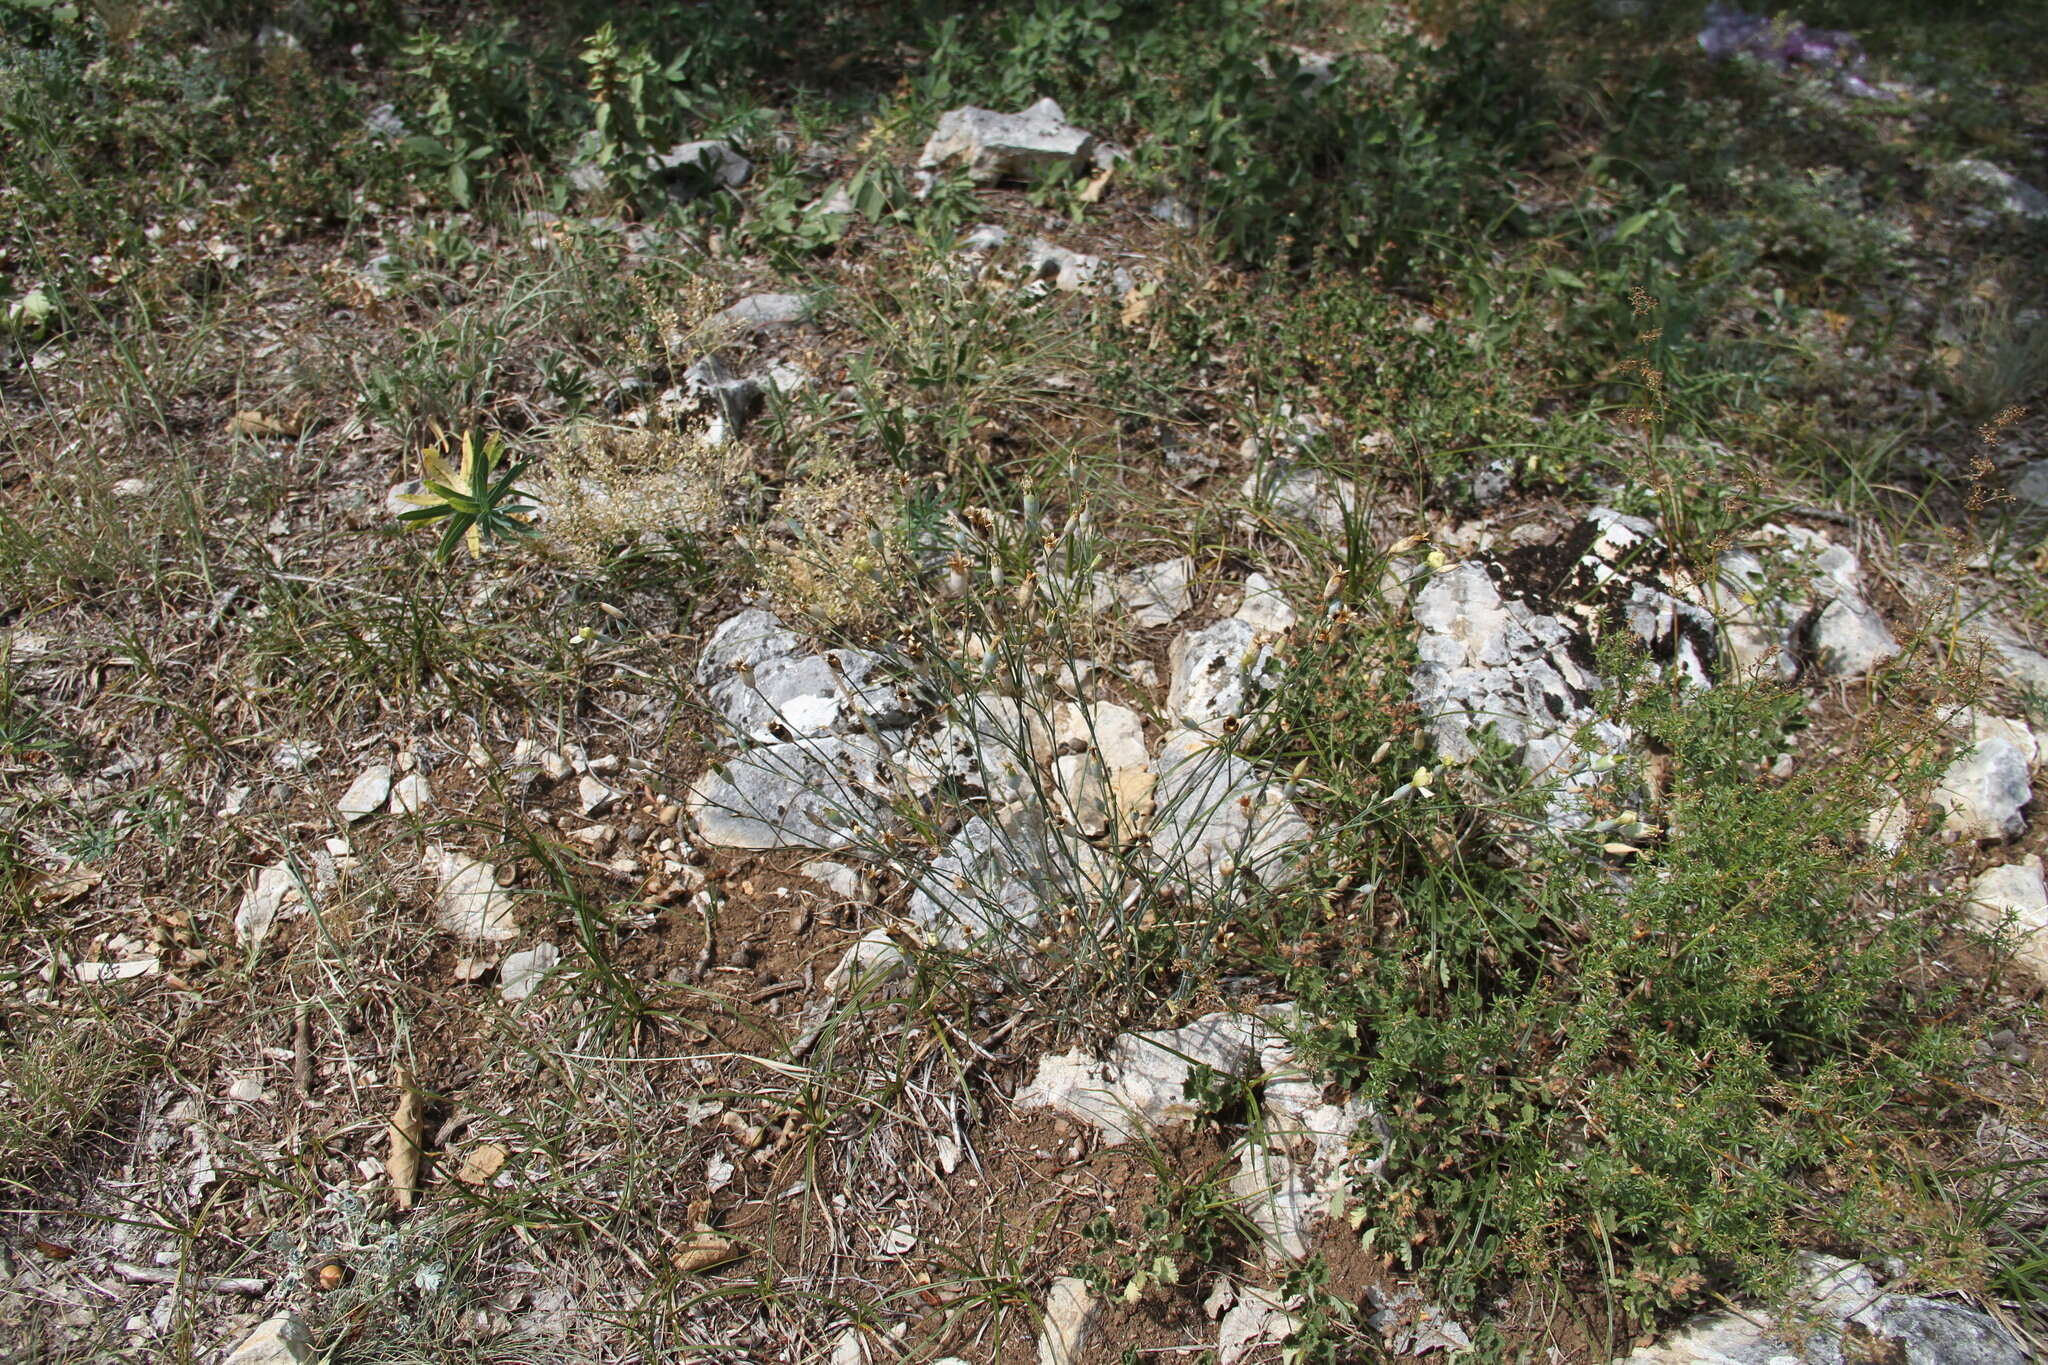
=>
[753,452,915,629]
[529,422,749,567]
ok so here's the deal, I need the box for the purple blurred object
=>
[1699,3,1871,91]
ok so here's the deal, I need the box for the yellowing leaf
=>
[385,1066,424,1211]
[671,1231,740,1274]
[34,869,102,908]
[227,409,298,438]
[456,1142,507,1186]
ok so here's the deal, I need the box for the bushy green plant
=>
[1253,624,1964,1324]
[396,24,550,204]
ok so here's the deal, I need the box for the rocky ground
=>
[3,2,2048,1363]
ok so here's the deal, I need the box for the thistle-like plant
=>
[395,429,538,563]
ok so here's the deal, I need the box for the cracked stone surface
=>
[1016,1010,1279,1142]
[906,805,1057,948]
[1035,1276,1099,1365]
[1149,732,1309,892]
[498,943,560,1002]
[1169,617,1281,732]
[336,763,392,822]
[1241,460,1355,534]
[1617,1254,2027,1365]
[1933,736,2032,840]
[919,98,1096,184]
[1968,856,2048,985]
[688,735,893,850]
[434,849,519,943]
[695,608,904,742]
[235,862,303,947]
[1808,593,1900,678]
[1109,555,1195,628]
[1409,562,1627,822]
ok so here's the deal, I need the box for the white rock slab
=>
[336,764,392,822]
[1234,573,1298,634]
[919,98,1096,185]
[1055,702,1148,772]
[1036,1276,1099,1365]
[223,1315,313,1365]
[1169,617,1280,732]
[434,850,519,943]
[235,863,303,946]
[688,735,891,850]
[499,943,560,1001]
[1969,856,2048,986]
[1933,737,2032,840]
[1149,732,1309,893]
[1016,1011,1275,1142]
[388,771,433,817]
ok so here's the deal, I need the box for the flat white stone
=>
[1169,617,1280,732]
[236,863,302,946]
[1054,702,1148,771]
[223,1315,313,1365]
[1234,573,1298,633]
[388,771,433,817]
[435,850,519,943]
[1933,737,2032,840]
[1809,595,1899,678]
[1036,1276,1099,1365]
[1969,857,2048,986]
[337,764,392,821]
[919,98,1096,185]
[498,943,561,1001]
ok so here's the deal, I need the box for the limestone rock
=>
[825,928,905,994]
[223,1314,312,1365]
[1409,563,1628,823]
[578,774,619,817]
[696,608,902,742]
[1617,1254,2027,1365]
[1169,617,1281,732]
[1233,1055,1374,1262]
[336,763,392,822]
[1021,238,1104,293]
[1945,158,2048,224]
[900,696,1053,804]
[800,858,872,903]
[1933,737,2032,840]
[1234,573,1298,634]
[958,223,1010,252]
[434,850,519,943]
[1150,732,1309,892]
[708,293,816,332]
[906,806,1053,948]
[1036,1276,1099,1365]
[1052,752,1111,838]
[1112,556,1195,628]
[688,735,891,850]
[388,771,433,817]
[1707,548,1799,682]
[235,862,303,947]
[649,139,751,192]
[1969,857,2048,985]
[919,98,1096,185]
[1016,1011,1275,1142]
[1808,594,1899,678]
[1241,462,1356,535]
[498,943,560,1001]
[1054,702,1148,771]
[1218,1288,1299,1365]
